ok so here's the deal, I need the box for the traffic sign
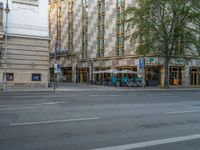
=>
[139,58,145,69]
[54,63,61,73]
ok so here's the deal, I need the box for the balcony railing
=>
[49,50,72,57]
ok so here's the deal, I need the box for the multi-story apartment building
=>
[0,0,49,88]
[49,0,200,87]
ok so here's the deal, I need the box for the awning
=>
[93,69,138,74]
[93,69,120,74]
[119,70,138,74]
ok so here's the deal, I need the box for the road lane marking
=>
[9,117,100,126]
[0,102,68,107]
[0,107,36,111]
[166,110,200,114]
[89,95,121,97]
[0,102,68,111]
[3,95,77,98]
[91,133,200,150]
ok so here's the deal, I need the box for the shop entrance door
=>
[171,71,178,85]
[170,67,182,86]
[80,69,88,83]
[63,67,72,82]
[145,67,161,87]
[191,69,198,86]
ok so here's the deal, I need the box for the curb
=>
[2,87,200,92]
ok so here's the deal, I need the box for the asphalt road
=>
[0,90,200,150]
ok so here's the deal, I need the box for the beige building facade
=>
[0,0,49,88]
[49,0,200,87]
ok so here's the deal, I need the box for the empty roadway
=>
[0,90,200,150]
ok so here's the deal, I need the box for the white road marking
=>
[91,133,200,150]
[9,117,100,126]
[0,102,68,111]
[4,95,76,98]
[0,107,36,111]
[0,102,68,107]
[166,110,200,114]
[89,95,121,97]
[106,95,122,97]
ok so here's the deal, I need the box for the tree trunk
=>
[164,57,170,88]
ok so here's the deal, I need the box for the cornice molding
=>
[7,34,50,40]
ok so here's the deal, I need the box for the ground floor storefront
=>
[49,56,200,88]
[50,67,89,83]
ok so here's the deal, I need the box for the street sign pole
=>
[54,43,58,91]
[53,63,56,91]
[139,57,145,88]
[142,57,145,88]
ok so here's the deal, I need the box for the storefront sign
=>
[13,0,39,6]
[170,58,184,65]
[145,57,161,65]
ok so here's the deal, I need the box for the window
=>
[97,0,105,58]
[6,73,14,81]
[57,3,62,50]
[190,67,200,86]
[82,0,88,7]
[117,0,125,8]
[169,67,183,86]
[32,74,41,81]
[116,0,125,56]
[68,0,74,51]
[82,0,88,59]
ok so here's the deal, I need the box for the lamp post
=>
[3,0,10,92]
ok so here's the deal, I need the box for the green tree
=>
[125,0,200,88]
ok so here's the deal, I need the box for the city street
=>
[0,90,200,150]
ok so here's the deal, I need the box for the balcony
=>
[49,50,73,57]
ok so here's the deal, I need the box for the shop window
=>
[32,74,41,81]
[190,68,200,86]
[6,73,14,81]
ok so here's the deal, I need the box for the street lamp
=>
[3,0,10,91]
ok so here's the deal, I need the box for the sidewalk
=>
[57,87,200,92]
[2,85,200,92]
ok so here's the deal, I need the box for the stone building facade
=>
[49,0,200,87]
[0,0,49,87]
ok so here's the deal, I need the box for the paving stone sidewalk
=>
[3,83,200,92]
